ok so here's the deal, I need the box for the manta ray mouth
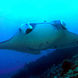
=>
[26,28,33,34]
[25,23,37,34]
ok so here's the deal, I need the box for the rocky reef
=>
[31,54,78,78]
[11,46,78,78]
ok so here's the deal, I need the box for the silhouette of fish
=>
[0,20,78,54]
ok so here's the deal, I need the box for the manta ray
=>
[0,20,78,54]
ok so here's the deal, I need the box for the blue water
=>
[0,0,78,78]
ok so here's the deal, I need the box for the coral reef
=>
[31,55,78,78]
[11,46,78,78]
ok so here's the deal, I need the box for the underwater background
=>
[0,0,78,78]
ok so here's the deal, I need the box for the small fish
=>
[0,20,78,54]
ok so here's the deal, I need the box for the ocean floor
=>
[11,46,78,78]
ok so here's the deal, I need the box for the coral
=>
[61,60,73,76]
[30,54,78,78]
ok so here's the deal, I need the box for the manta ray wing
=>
[0,32,41,54]
[50,30,78,49]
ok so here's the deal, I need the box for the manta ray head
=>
[18,23,36,34]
